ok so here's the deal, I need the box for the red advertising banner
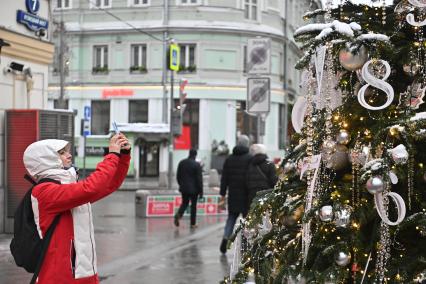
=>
[174,125,191,150]
[146,195,226,217]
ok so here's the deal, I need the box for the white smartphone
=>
[112,122,119,134]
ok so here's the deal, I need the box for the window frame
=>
[55,0,72,10]
[90,0,112,9]
[128,0,150,7]
[128,100,149,123]
[130,43,148,73]
[176,0,202,6]
[92,45,109,74]
[178,43,197,73]
[244,0,259,21]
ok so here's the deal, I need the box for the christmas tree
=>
[224,1,426,283]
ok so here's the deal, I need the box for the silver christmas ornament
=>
[319,205,333,222]
[403,63,420,76]
[334,206,352,228]
[336,129,351,145]
[339,46,368,71]
[326,145,350,171]
[366,176,385,194]
[387,144,409,165]
[335,251,351,266]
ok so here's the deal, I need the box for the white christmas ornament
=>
[406,0,426,26]
[291,97,308,134]
[357,59,394,110]
[408,0,426,8]
[374,191,406,226]
[387,144,409,164]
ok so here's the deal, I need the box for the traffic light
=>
[179,78,188,107]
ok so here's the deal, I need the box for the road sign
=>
[247,38,271,74]
[169,43,180,71]
[247,77,271,114]
[83,119,91,137]
[84,106,91,120]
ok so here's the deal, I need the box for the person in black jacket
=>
[246,144,278,208]
[174,149,203,229]
[219,135,252,253]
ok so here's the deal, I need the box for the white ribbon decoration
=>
[374,191,406,226]
[291,97,308,134]
[407,0,426,26]
[408,0,426,8]
[406,13,426,27]
[357,59,394,110]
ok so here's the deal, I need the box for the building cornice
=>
[0,27,54,65]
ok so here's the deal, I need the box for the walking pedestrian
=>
[174,149,203,229]
[246,144,278,208]
[21,133,131,283]
[219,135,252,254]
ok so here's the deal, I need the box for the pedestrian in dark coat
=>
[174,149,203,228]
[219,135,252,253]
[246,144,278,208]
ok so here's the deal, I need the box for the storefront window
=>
[91,100,110,135]
[129,100,148,123]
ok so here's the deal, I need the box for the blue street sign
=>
[26,0,40,14]
[16,10,48,32]
[84,106,91,120]
[83,119,91,137]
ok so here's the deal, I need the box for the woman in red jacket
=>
[23,133,131,284]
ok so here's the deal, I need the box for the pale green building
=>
[48,0,321,178]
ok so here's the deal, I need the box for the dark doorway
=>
[139,142,160,177]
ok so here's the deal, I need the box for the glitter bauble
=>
[335,251,351,266]
[403,64,419,76]
[366,176,385,194]
[336,129,351,145]
[339,46,368,71]
[334,206,352,228]
[319,205,333,222]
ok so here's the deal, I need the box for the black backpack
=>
[10,175,60,284]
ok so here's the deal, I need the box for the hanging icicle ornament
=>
[357,59,395,110]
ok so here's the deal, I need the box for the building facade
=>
[48,0,321,179]
[0,0,54,231]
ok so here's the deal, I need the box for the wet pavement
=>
[0,191,232,284]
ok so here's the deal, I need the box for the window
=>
[91,100,110,135]
[175,99,199,149]
[129,100,148,123]
[179,44,196,73]
[91,0,111,8]
[53,99,69,109]
[236,101,258,143]
[130,44,147,73]
[178,0,201,5]
[56,0,71,9]
[131,0,149,5]
[244,0,258,21]
[93,45,108,74]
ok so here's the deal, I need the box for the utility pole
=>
[168,70,174,189]
[58,20,66,109]
[162,0,169,123]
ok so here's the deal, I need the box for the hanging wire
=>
[85,0,164,42]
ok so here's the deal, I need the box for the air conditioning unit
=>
[4,109,74,233]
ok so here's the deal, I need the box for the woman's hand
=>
[109,134,130,154]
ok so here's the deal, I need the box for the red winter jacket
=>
[31,152,130,284]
